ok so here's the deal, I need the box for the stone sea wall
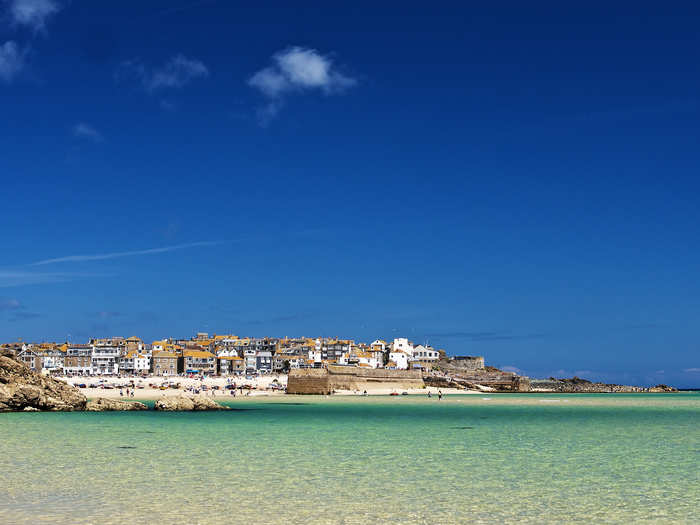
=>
[287,366,424,394]
[286,368,332,394]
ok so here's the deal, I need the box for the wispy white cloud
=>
[683,367,700,373]
[72,122,103,142]
[500,365,523,374]
[117,54,209,92]
[0,270,98,288]
[248,46,356,122]
[159,99,176,111]
[0,297,22,310]
[31,240,224,265]
[0,40,27,82]
[7,0,62,33]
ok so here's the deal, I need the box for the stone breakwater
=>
[530,378,678,393]
[287,365,425,394]
[0,355,86,412]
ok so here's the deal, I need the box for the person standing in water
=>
[438,390,443,400]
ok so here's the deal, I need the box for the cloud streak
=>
[0,270,101,288]
[8,310,42,322]
[117,54,209,92]
[0,40,27,82]
[0,297,22,310]
[425,331,546,342]
[31,240,224,265]
[72,122,103,142]
[249,46,356,122]
[7,0,62,33]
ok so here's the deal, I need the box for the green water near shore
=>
[1,393,698,524]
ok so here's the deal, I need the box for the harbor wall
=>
[287,366,424,394]
[449,356,485,371]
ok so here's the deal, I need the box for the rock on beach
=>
[86,397,149,411]
[0,355,87,412]
[154,395,229,411]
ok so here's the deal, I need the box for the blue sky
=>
[1,0,699,387]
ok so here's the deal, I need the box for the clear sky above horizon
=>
[1,1,699,386]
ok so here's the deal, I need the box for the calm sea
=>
[1,393,698,524]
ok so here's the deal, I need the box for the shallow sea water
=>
[1,393,698,524]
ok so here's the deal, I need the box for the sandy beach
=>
[57,375,472,399]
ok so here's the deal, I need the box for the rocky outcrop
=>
[0,355,87,412]
[424,376,469,390]
[428,366,530,392]
[648,384,678,393]
[86,397,148,411]
[529,377,678,393]
[153,395,229,411]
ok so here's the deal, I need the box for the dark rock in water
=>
[648,384,678,393]
[117,446,137,449]
[0,355,86,412]
[153,396,229,411]
[452,426,474,430]
[86,398,148,411]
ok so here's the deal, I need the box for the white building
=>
[370,339,387,352]
[120,352,151,375]
[309,348,323,364]
[392,338,414,357]
[217,349,240,359]
[388,350,409,370]
[243,349,257,374]
[91,345,120,375]
[357,353,381,369]
[40,349,65,373]
[411,345,439,361]
[409,345,440,369]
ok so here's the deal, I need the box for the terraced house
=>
[91,343,120,375]
[120,351,151,375]
[217,355,245,375]
[152,351,178,376]
[179,350,216,375]
[64,344,92,375]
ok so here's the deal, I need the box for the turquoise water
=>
[1,393,698,524]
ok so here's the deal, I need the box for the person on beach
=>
[119,389,123,397]
[438,390,443,400]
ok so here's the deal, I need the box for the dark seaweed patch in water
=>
[451,426,475,430]
[141,431,157,434]
[118,446,136,449]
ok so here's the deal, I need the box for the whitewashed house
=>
[388,350,409,370]
[392,338,414,357]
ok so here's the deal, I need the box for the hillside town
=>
[0,333,446,377]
